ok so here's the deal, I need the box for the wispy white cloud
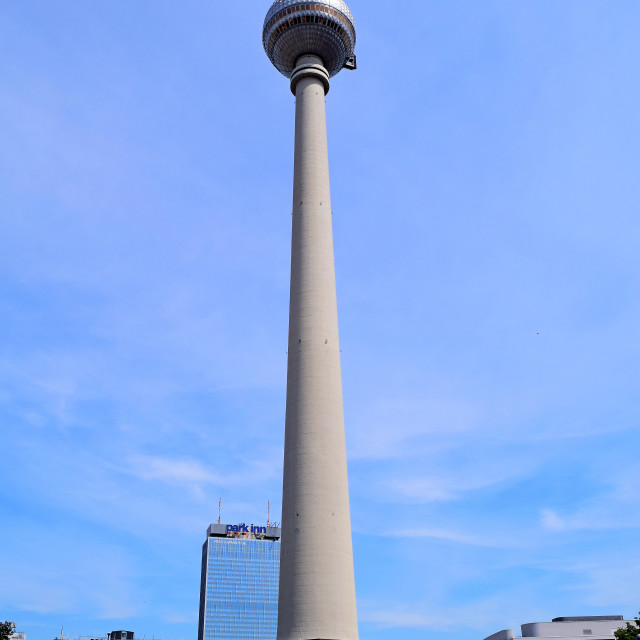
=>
[351,434,541,513]
[362,608,447,630]
[541,465,640,532]
[575,563,640,608]
[0,535,141,619]
[383,526,503,548]
[125,455,225,487]
[348,392,477,461]
[163,612,197,625]
[390,459,533,503]
[359,591,551,633]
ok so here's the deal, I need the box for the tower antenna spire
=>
[217,498,221,525]
[267,499,270,527]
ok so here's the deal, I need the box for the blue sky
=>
[1,1,639,640]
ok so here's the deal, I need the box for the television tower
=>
[263,2,358,639]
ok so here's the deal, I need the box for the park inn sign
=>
[226,523,268,535]
[206,521,281,540]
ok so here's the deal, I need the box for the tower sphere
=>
[263,0,356,78]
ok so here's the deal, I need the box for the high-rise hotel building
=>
[197,523,281,640]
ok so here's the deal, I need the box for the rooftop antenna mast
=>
[267,500,270,527]
[217,498,221,525]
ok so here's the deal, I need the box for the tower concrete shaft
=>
[277,55,359,640]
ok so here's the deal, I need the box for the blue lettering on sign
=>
[226,523,268,535]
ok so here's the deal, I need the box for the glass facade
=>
[198,532,280,640]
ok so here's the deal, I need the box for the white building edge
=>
[484,615,638,640]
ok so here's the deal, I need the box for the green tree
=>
[0,621,15,640]
[615,612,640,640]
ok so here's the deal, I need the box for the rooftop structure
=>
[484,615,635,640]
[51,632,145,640]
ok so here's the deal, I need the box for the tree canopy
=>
[614,613,640,640]
[0,621,15,640]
